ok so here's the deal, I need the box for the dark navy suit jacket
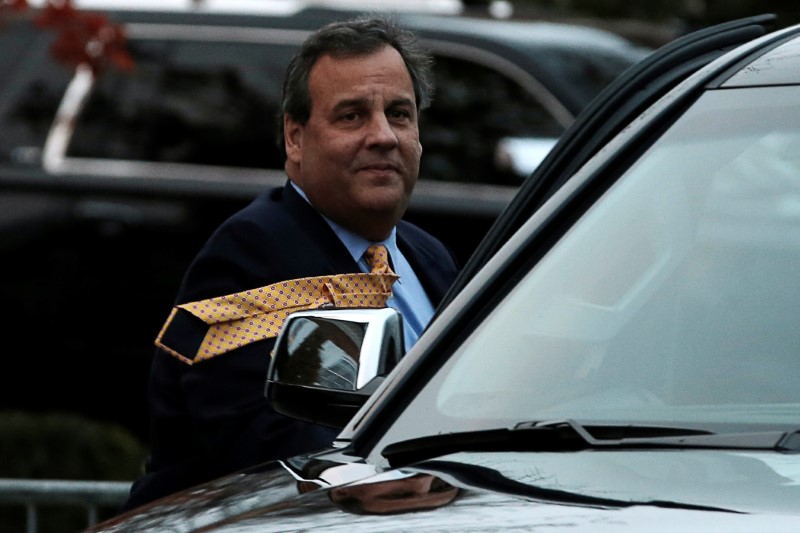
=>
[123,182,459,510]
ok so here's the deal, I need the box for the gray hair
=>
[277,17,434,159]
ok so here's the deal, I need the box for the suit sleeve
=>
[144,215,338,493]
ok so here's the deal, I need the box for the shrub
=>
[0,411,148,532]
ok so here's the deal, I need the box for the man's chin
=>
[362,196,409,219]
[359,185,410,210]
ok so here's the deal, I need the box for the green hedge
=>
[0,411,148,533]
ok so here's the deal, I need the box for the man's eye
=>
[389,110,411,119]
[342,112,360,121]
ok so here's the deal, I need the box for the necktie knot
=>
[364,244,394,275]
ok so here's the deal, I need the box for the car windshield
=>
[389,85,800,440]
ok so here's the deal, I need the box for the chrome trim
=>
[53,157,282,184]
[126,23,311,44]
[409,179,516,216]
[275,307,401,390]
[354,307,401,389]
[42,65,94,172]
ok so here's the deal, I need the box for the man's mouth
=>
[363,167,397,174]
[359,162,399,173]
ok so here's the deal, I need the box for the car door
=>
[342,13,784,458]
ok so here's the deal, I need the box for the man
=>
[122,17,459,511]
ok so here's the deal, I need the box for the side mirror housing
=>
[265,308,404,428]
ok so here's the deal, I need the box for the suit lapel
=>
[281,183,454,307]
[397,229,451,307]
[278,182,361,275]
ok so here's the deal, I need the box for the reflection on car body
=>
[328,473,460,515]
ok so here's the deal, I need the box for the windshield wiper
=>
[522,419,800,452]
[382,419,800,466]
[419,458,740,514]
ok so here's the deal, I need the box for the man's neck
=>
[288,180,395,242]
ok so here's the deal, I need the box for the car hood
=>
[93,448,800,531]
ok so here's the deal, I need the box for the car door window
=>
[420,55,564,185]
[63,34,565,187]
[66,38,293,170]
[0,19,71,166]
[537,46,644,107]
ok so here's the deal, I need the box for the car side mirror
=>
[265,308,405,428]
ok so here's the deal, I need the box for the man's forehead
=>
[318,44,395,66]
[309,46,413,88]
[309,46,416,107]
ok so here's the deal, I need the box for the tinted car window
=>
[420,55,563,185]
[67,39,291,170]
[65,34,566,185]
[0,18,71,166]
[537,46,642,107]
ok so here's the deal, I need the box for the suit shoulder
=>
[211,187,284,237]
[397,220,458,266]
[397,219,447,250]
[175,188,288,300]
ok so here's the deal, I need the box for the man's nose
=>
[365,113,399,148]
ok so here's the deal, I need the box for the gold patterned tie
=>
[155,269,399,365]
[364,244,395,275]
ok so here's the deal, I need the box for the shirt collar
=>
[289,180,398,264]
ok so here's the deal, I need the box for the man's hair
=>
[276,16,434,159]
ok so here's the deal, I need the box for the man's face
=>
[284,45,422,240]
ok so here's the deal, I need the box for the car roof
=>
[721,33,800,86]
[26,0,464,15]
[400,13,642,53]
[27,0,644,56]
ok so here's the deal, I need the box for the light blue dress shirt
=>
[289,181,434,349]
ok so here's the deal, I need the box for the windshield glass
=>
[393,86,800,439]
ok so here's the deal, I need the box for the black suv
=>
[0,3,646,441]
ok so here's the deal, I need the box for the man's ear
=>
[284,114,303,164]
